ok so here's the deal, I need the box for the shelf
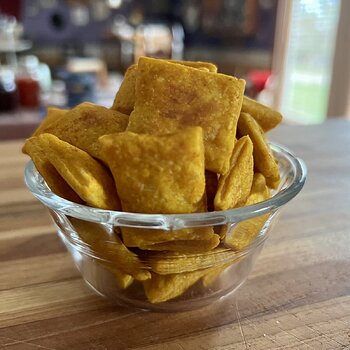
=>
[0,40,32,53]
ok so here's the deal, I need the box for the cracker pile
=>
[23,57,283,303]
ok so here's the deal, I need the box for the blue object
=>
[63,71,96,108]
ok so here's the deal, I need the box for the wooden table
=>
[0,120,349,349]
[0,110,41,141]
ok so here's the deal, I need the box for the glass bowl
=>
[24,143,306,312]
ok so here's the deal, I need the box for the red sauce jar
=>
[16,56,41,109]
[16,76,40,108]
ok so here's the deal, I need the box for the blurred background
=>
[0,0,349,140]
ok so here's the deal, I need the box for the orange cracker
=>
[245,173,271,205]
[127,56,245,174]
[143,264,223,303]
[143,271,203,303]
[99,127,206,214]
[148,247,236,275]
[238,112,280,188]
[169,59,217,72]
[22,137,83,203]
[242,96,283,132]
[41,102,129,163]
[32,107,68,137]
[138,234,220,253]
[214,136,254,210]
[111,64,138,115]
[201,262,233,288]
[109,268,134,289]
[111,60,217,115]
[224,173,272,250]
[121,226,217,247]
[39,133,120,210]
[70,218,150,281]
[69,218,133,288]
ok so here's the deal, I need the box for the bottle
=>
[0,69,19,112]
[16,55,41,108]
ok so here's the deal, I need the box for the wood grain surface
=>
[0,119,349,350]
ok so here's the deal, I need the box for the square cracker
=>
[32,107,68,137]
[41,102,129,163]
[69,218,133,288]
[39,133,121,210]
[99,126,206,214]
[143,270,205,303]
[111,64,138,115]
[143,263,224,303]
[242,96,283,132]
[69,218,150,281]
[147,247,233,275]
[214,135,254,210]
[224,173,271,250]
[110,60,217,115]
[237,112,280,188]
[169,60,217,72]
[130,232,220,253]
[127,56,245,174]
[23,137,83,203]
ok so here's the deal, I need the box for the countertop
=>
[0,119,349,349]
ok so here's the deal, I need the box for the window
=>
[279,0,341,124]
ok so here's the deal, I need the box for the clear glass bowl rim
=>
[24,143,307,230]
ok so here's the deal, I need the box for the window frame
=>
[271,0,350,121]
